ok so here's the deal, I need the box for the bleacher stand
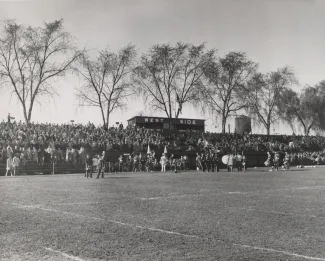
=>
[0,120,325,174]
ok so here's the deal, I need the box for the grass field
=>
[1,167,325,261]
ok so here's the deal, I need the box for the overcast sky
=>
[0,0,324,134]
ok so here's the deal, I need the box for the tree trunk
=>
[306,124,313,136]
[221,102,228,134]
[169,99,173,130]
[221,116,227,134]
[176,108,180,119]
[105,107,110,129]
[99,105,106,129]
[27,104,33,124]
[266,114,271,137]
[304,126,309,136]
[266,123,270,136]
[23,104,29,123]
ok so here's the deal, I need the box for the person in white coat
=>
[160,153,167,172]
[5,156,13,176]
[227,153,234,172]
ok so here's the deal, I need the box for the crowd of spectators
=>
[1,120,325,166]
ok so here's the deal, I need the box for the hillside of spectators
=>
[1,121,325,165]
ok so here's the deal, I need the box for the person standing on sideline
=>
[132,154,138,172]
[242,152,247,171]
[283,151,290,170]
[118,155,123,172]
[128,154,133,172]
[236,152,242,171]
[160,153,167,172]
[207,152,212,172]
[215,148,222,172]
[5,156,13,176]
[201,152,207,172]
[272,151,280,171]
[196,153,202,171]
[210,153,215,172]
[12,154,20,176]
[138,153,143,172]
[180,156,186,171]
[141,153,146,172]
[227,153,234,172]
[96,154,105,179]
[97,151,105,179]
[169,154,174,171]
[85,154,93,178]
[265,151,272,171]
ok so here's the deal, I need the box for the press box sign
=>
[144,118,198,124]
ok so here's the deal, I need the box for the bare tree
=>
[277,88,300,134]
[245,67,297,135]
[75,45,136,129]
[200,52,257,133]
[0,19,81,123]
[134,43,215,119]
[280,83,325,136]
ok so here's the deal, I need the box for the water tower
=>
[235,115,252,134]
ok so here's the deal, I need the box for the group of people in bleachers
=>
[2,119,325,157]
[0,144,87,167]
[3,118,325,176]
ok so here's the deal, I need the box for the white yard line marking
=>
[139,191,249,200]
[225,186,325,196]
[139,195,188,200]
[280,195,312,199]
[52,202,99,206]
[15,203,205,240]
[42,247,84,261]
[280,186,325,191]
[11,202,43,208]
[233,244,325,261]
[9,202,325,260]
[240,207,322,219]
[139,197,163,200]
[139,186,325,201]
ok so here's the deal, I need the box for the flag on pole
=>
[147,144,151,154]
[164,145,167,154]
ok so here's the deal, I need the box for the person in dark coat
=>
[210,152,216,172]
[215,148,222,172]
[141,153,146,172]
[132,154,138,172]
[201,153,207,172]
[96,154,105,179]
[118,155,123,172]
